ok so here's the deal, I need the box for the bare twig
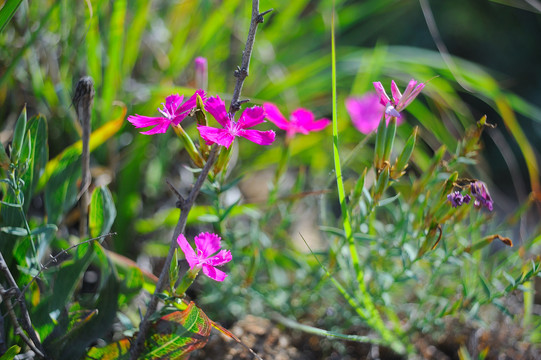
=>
[228,0,272,115]
[129,145,219,360]
[19,233,115,299]
[0,252,46,358]
[73,76,95,238]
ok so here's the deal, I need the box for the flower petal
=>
[139,121,171,135]
[263,103,289,130]
[197,125,235,148]
[128,115,166,128]
[373,82,391,107]
[345,94,385,135]
[177,234,199,269]
[204,96,230,127]
[164,94,184,115]
[202,264,227,282]
[177,89,206,115]
[239,129,276,145]
[239,106,266,128]
[207,249,232,267]
[194,232,222,258]
[390,80,402,103]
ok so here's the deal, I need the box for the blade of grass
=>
[330,4,406,354]
[0,0,24,32]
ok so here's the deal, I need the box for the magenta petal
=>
[373,82,390,106]
[290,108,314,126]
[239,106,265,128]
[128,115,165,128]
[177,234,199,269]
[390,80,402,103]
[197,125,235,148]
[207,249,232,267]
[305,118,331,132]
[202,264,227,281]
[346,94,385,135]
[164,94,183,115]
[194,232,222,258]
[204,96,230,127]
[263,103,289,130]
[239,129,275,145]
[178,89,206,114]
[139,121,171,135]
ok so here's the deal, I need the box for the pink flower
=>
[373,79,424,120]
[177,232,232,282]
[128,89,206,135]
[345,93,405,134]
[263,103,330,139]
[197,96,275,148]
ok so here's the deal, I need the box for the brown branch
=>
[228,0,272,115]
[73,76,95,238]
[129,145,219,360]
[0,252,46,358]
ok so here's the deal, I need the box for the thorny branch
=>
[129,145,219,359]
[19,233,115,299]
[0,252,46,358]
[228,0,272,114]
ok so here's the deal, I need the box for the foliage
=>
[1,0,540,359]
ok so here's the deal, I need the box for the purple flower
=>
[345,93,404,134]
[447,191,471,208]
[197,96,276,149]
[263,103,330,138]
[470,181,493,211]
[373,79,425,120]
[177,232,232,282]
[128,90,206,135]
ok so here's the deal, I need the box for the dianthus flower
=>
[373,79,425,120]
[447,191,471,208]
[345,93,404,134]
[470,181,494,211]
[263,103,330,138]
[197,96,275,148]
[128,89,205,135]
[177,232,232,282]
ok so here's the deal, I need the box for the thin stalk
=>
[129,146,218,359]
[330,4,406,354]
[73,77,95,238]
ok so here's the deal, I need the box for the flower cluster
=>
[447,191,471,208]
[128,90,275,149]
[447,181,493,211]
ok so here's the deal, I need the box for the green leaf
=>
[86,339,130,360]
[36,114,125,192]
[47,265,119,359]
[393,126,417,178]
[10,105,27,164]
[0,345,21,360]
[145,302,212,359]
[89,186,117,238]
[21,115,48,213]
[0,0,23,32]
[0,226,27,236]
[44,149,81,225]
